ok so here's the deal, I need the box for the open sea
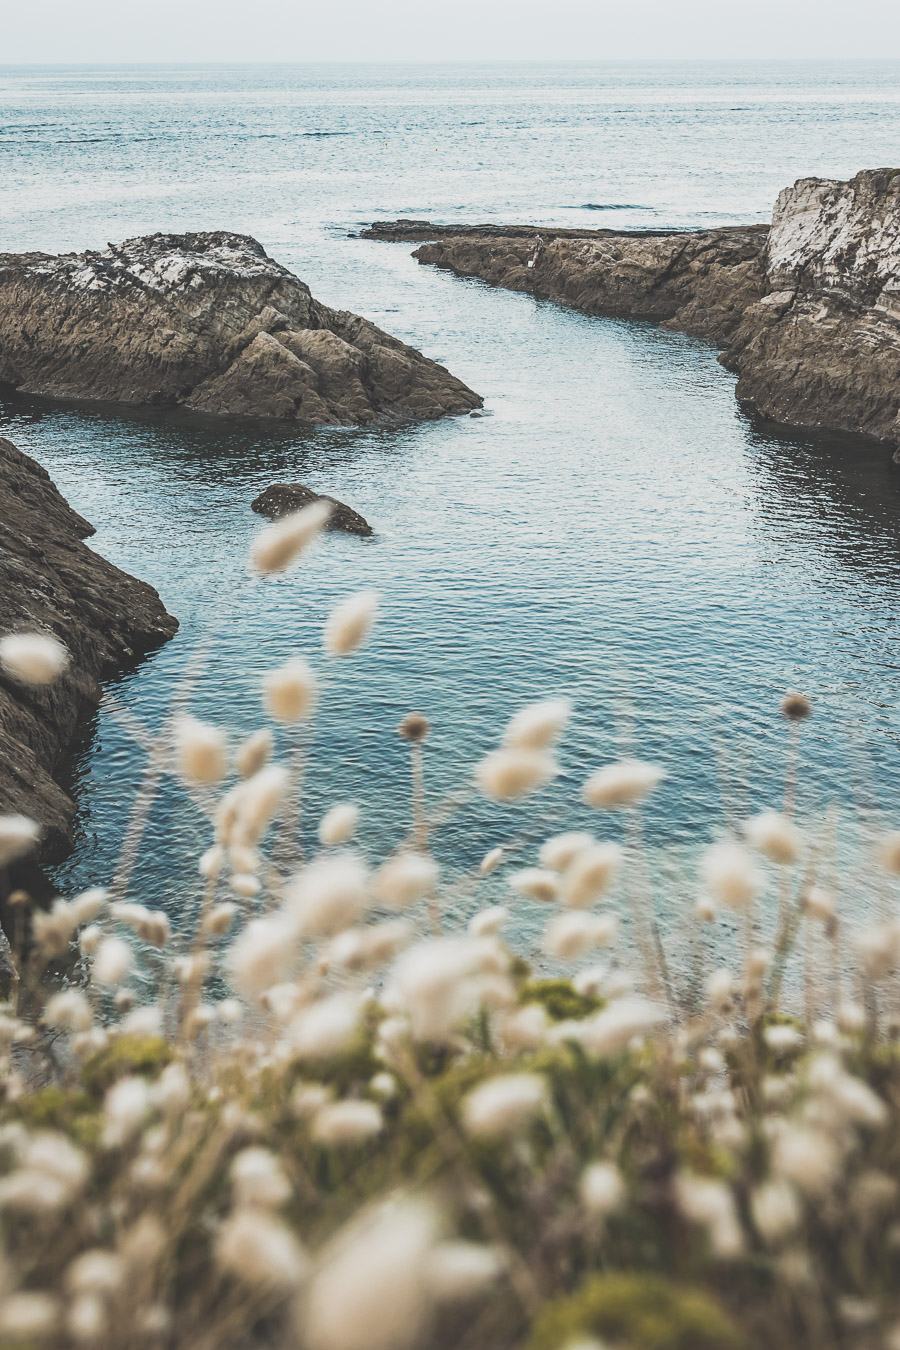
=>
[2,61,900,963]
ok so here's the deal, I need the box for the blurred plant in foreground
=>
[0,503,899,1350]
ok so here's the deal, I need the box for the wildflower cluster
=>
[1,503,900,1350]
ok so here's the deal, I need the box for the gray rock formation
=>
[365,169,900,452]
[251,484,373,536]
[0,233,481,426]
[0,437,177,861]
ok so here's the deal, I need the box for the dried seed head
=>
[580,1161,625,1217]
[249,500,331,575]
[92,936,133,988]
[539,831,594,872]
[781,692,811,721]
[475,748,557,801]
[288,855,370,936]
[479,846,504,875]
[318,803,359,848]
[583,759,663,809]
[374,853,438,908]
[509,868,558,904]
[324,589,380,658]
[701,841,761,910]
[311,1100,383,1146]
[235,727,274,778]
[263,658,317,723]
[0,631,69,686]
[543,911,618,960]
[174,716,227,786]
[217,1208,308,1290]
[398,712,430,742]
[462,1073,547,1138]
[424,1242,504,1301]
[878,830,900,875]
[503,697,571,751]
[745,811,801,865]
[231,1148,291,1209]
[0,814,41,866]
[468,906,508,938]
[560,842,622,907]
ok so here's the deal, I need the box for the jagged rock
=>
[368,169,900,451]
[0,232,482,426]
[0,437,177,862]
[251,484,373,536]
[723,169,900,446]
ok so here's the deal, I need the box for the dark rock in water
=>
[0,232,482,426]
[0,437,178,861]
[251,484,373,536]
[368,168,900,453]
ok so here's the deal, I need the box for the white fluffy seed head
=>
[69,887,107,925]
[311,1100,383,1146]
[0,814,41,866]
[479,846,504,875]
[702,841,762,910]
[301,1196,439,1350]
[231,1148,291,1209]
[263,658,317,723]
[580,1161,626,1216]
[539,831,594,872]
[225,915,297,998]
[803,886,835,923]
[375,853,438,908]
[543,911,618,960]
[286,993,363,1061]
[288,855,370,936]
[217,1208,308,1290]
[424,1242,504,1301]
[91,936,133,988]
[475,749,557,801]
[468,906,509,938]
[877,830,900,875]
[249,500,332,575]
[173,716,227,785]
[324,590,380,658]
[503,697,571,751]
[462,1073,547,1138]
[0,631,69,686]
[387,938,481,1042]
[560,842,622,907]
[706,968,734,1011]
[583,759,663,809]
[509,867,559,904]
[751,1181,801,1243]
[235,726,274,778]
[0,1292,60,1340]
[319,803,359,847]
[580,998,667,1056]
[45,989,92,1033]
[745,811,802,865]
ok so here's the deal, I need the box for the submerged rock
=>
[0,437,177,861]
[0,232,482,426]
[368,168,900,452]
[251,484,373,536]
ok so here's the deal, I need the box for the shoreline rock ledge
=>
[365,168,900,454]
[0,437,177,863]
[0,232,482,425]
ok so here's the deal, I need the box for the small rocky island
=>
[251,483,373,536]
[0,437,177,862]
[364,168,900,454]
[0,232,481,425]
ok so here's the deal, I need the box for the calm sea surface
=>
[2,62,900,959]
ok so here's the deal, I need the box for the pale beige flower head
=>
[461,1073,547,1138]
[745,811,801,865]
[324,589,380,657]
[173,716,227,786]
[0,814,41,866]
[475,748,557,801]
[0,631,69,686]
[583,758,663,809]
[249,499,331,575]
[263,658,317,723]
[503,697,572,751]
[319,803,359,847]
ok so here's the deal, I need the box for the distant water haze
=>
[1,61,900,963]
[3,0,900,61]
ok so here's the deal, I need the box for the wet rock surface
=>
[0,232,481,426]
[251,484,373,536]
[0,436,177,862]
[366,169,900,451]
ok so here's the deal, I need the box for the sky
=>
[3,0,900,64]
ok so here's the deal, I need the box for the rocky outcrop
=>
[0,437,177,862]
[722,170,900,449]
[0,233,481,426]
[365,221,769,344]
[365,169,900,452]
[251,484,373,536]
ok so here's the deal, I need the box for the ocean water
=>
[2,61,900,962]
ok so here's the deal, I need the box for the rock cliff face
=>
[723,169,900,448]
[0,233,481,425]
[365,169,900,452]
[0,437,177,861]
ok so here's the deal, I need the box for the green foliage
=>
[520,978,602,1022]
[528,1272,742,1350]
[79,1034,173,1095]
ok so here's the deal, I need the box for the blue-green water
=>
[2,62,900,952]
